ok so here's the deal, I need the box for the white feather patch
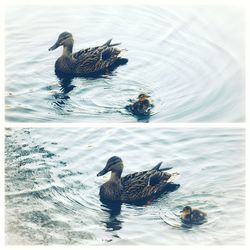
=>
[166,172,180,183]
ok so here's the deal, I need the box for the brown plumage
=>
[97,156,180,205]
[49,32,128,77]
[125,93,153,116]
[180,206,207,225]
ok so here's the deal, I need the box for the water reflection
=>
[5,128,245,244]
[124,107,152,123]
[5,6,244,123]
[100,201,123,232]
[58,76,75,95]
[52,76,75,109]
[135,114,151,123]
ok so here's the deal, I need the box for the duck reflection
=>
[100,201,123,232]
[136,114,151,123]
[58,76,75,94]
[52,76,75,109]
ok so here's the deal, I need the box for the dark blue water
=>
[5,6,245,122]
[5,128,245,244]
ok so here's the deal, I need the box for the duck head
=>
[49,32,74,51]
[180,206,192,217]
[138,93,150,102]
[97,156,124,179]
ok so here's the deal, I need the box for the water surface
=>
[5,5,245,122]
[5,128,245,244]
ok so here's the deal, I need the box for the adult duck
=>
[49,32,128,77]
[97,156,180,205]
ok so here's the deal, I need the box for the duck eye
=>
[61,37,68,41]
[59,35,70,42]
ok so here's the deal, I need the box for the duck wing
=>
[121,173,177,204]
[120,163,179,204]
[72,39,126,75]
[191,210,207,224]
[72,46,100,60]
[72,39,119,59]
[133,99,151,115]
[121,162,172,186]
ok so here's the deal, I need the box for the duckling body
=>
[126,94,153,116]
[49,32,128,77]
[180,206,207,225]
[97,156,180,204]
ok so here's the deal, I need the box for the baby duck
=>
[180,206,207,225]
[125,93,153,116]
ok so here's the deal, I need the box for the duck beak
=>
[97,168,108,177]
[49,41,60,51]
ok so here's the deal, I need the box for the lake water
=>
[5,5,245,122]
[5,128,245,245]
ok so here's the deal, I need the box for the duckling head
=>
[181,206,192,216]
[138,93,151,101]
[97,156,124,178]
[49,32,74,51]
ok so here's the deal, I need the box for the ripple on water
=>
[5,6,244,122]
[5,128,245,245]
[5,129,103,244]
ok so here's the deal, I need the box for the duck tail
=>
[160,167,173,171]
[151,162,173,171]
[118,49,128,57]
[103,38,112,46]
[103,38,122,47]
[110,42,122,47]
[152,162,163,170]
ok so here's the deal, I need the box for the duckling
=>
[125,93,153,116]
[49,32,128,77]
[97,156,180,205]
[180,206,207,225]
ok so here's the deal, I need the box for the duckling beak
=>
[49,42,60,51]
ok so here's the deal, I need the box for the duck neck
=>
[63,44,73,57]
[110,171,122,181]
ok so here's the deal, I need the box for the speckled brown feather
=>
[50,33,127,76]
[74,46,121,75]
[120,170,172,203]
[97,157,180,204]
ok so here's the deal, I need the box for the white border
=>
[1,0,248,6]
[1,0,249,249]
[4,123,247,128]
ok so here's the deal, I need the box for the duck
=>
[180,206,207,225]
[49,32,128,77]
[125,93,153,116]
[97,156,180,205]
